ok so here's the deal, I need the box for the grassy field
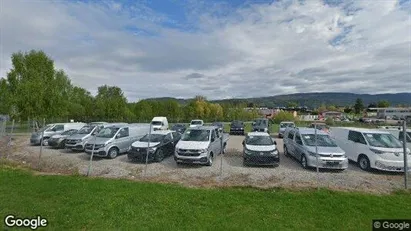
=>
[1,166,410,230]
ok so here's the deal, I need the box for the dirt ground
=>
[0,134,407,194]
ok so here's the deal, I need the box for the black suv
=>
[229,120,245,135]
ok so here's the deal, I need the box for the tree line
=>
[0,50,261,123]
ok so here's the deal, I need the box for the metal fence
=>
[1,118,410,192]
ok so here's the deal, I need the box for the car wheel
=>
[59,141,65,149]
[108,147,119,159]
[358,155,371,171]
[283,146,289,157]
[154,149,165,162]
[301,155,308,169]
[222,143,227,154]
[206,153,213,166]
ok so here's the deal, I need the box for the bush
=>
[325,117,334,126]
[273,111,295,124]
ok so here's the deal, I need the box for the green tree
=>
[353,98,364,115]
[377,100,390,108]
[0,79,10,114]
[94,85,128,121]
[273,111,295,124]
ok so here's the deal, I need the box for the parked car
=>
[229,120,245,135]
[48,129,79,149]
[84,124,151,159]
[242,132,279,167]
[283,127,348,170]
[252,118,270,133]
[309,122,328,131]
[174,126,229,166]
[128,130,181,162]
[278,121,295,138]
[211,122,224,132]
[65,123,127,151]
[30,122,86,146]
[329,127,411,172]
[151,117,169,131]
[170,123,187,134]
[189,119,204,128]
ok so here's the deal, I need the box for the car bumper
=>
[244,155,279,165]
[85,148,107,157]
[127,150,155,162]
[65,143,85,151]
[307,157,349,169]
[174,153,208,164]
[48,140,62,147]
[372,159,411,172]
[229,130,244,135]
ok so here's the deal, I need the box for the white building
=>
[374,108,411,119]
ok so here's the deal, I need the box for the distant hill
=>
[143,92,411,108]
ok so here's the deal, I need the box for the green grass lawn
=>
[1,166,410,231]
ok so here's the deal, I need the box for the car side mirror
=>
[242,140,245,146]
[273,140,277,145]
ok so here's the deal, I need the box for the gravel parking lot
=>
[2,134,406,194]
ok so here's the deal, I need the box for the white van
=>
[379,127,411,150]
[84,124,152,159]
[30,122,86,146]
[329,127,411,172]
[151,117,169,131]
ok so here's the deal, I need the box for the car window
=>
[54,125,64,131]
[215,129,220,138]
[295,133,303,145]
[348,131,366,144]
[399,131,411,143]
[211,130,216,140]
[287,130,295,139]
[117,128,129,138]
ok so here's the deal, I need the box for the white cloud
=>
[0,0,410,101]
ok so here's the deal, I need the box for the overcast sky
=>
[1,0,410,101]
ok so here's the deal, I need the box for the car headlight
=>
[244,149,252,155]
[270,149,279,155]
[264,128,268,131]
[200,149,208,153]
[148,147,157,152]
[175,148,180,153]
[370,148,384,154]
[307,151,317,157]
[240,128,244,130]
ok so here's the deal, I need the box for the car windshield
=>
[172,124,184,128]
[302,134,338,147]
[245,135,273,145]
[96,127,119,138]
[191,120,202,125]
[139,134,165,142]
[280,123,294,128]
[212,123,222,127]
[181,129,210,141]
[78,126,95,134]
[364,133,402,148]
[38,125,53,132]
[231,121,243,126]
[61,129,77,135]
[255,120,267,126]
[151,121,162,126]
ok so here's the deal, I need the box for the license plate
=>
[326,161,339,165]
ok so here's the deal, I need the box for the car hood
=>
[189,124,201,127]
[245,144,276,152]
[176,141,209,150]
[131,141,161,148]
[50,134,67,139]
[305,146,345,155]
[67,134,89,140]
[230,125,243,128]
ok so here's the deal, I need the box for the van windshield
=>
[255,120,267,126]
[151,121,163,126]
[245,136,273,145]
[78,126,95,134]
[96,127,119,138]
[280,123,294,128]
[181,129,210,141]
[302,134,338,147]
[140,134,165,142]
[364,133,402,148]
[191,120,203,125]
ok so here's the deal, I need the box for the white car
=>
[189,119,204,128]
[329,127,411,172]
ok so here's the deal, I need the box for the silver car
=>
[278,121,295,138]
[283,127,348,170]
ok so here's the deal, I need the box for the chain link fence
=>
[1,118,410,192]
